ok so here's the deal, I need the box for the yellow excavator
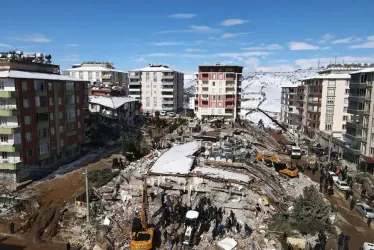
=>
[131,178,154,249]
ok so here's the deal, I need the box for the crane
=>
[131,178,154,249]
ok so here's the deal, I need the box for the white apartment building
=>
[63,61,128,89]
[195,64,243,120]
[128,64,184,113]
[280,85,299,131]
[189,97,195,110]
[300,73,351,139]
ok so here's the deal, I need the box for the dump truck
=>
[131,178,154,249]
[273,162,298,177]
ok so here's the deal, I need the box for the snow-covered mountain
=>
[240,68,317,128]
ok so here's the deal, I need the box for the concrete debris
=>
[217,237,237,250]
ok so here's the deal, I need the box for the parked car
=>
[327,171,339,183]
[167,112,175,117]
[160,111,166,116]
[356,203,374,218]
[335,180,350,191]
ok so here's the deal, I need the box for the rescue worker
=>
[9,222,14,234]
[368,217,372,228]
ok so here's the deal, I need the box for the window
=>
[51,127,55,135]
[88,71,92,80]
[344,107,348,112]
[0,82,4,90]
[25,116,31,124]
[1,152,7,159]
[79,72,83,79]
[78,122,81,129]
[0,117,6,125]
[59,112,62,119]
[76,96,80,104]
[219,88,222,94]
[26,132,31,141]
[345,89,349,94]
[325,124,332,131]
[23,99,30,108]
[327,97,334,105]
[326,107,334,114]
[0,135,8,142]
[49,97,53,105]
[96,72,100,79]
[218,102,222,107]
[344,98,348,104]
[327,88,335,96]
[342,124,346,130]
[50,113,54,120]
[326,115,333,121]
[27,149,32,157]
[48,82,53,90]
[77,109,80,116]
[146,97,150,107]
[22,82,28,91]
[59,125,64,133]
[346,80,349,86]
[153,97,157,107]
[61,139,64,147]
[343,115,348,121]
[212,82,215,87]
[58,97,62,105]
[51,141,55,150]
[328,81,336,87]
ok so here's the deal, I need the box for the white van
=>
[291,146,302,159]
[361,242,374,250]
[160,111,166,116]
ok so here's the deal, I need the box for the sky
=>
[2,0,374,78]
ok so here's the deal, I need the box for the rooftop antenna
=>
[334,55,337,64]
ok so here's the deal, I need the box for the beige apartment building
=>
[300,73,351,139]
[280,86,299,132]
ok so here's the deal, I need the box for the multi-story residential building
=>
[63,61,128,94]
[300,73,351,138]
[280,85,299,132]
[0,52,89,190]
[195,63,243,120]
[189,97,195,110]
[345,68,374,163]
[128,64,184,113]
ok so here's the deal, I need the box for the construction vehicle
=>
[131,178,154,250]
[273,162,298,177]
[256,153,280,163]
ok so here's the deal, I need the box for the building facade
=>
[63,62,128,94]
[300,74,350,138]
[280,86,299,132]
[195,64,243,120]
[128,64,184,113]
[0,55,89,190]
[345,68,374,163]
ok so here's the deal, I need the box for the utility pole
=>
[85,166,90,223]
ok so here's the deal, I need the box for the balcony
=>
[0,105,18,117]
[0,160,23,170]
[162,105,174,110]
[162,100,174,105]
[348,95,365,102]
[162,81,174,86]
[201,74,209,81]
[0,126,21,134]
[0,91,18,98]
[365,94,372,102]
[0,144,20,152]
[226,74,235,81]
[129,74,140,79]
[161,92,174,97]
[347,107,364,115]
[345,132,362,141]
[129,81,141,86]
[346,121,363,130]
[35,90,47,96]
[162,74,174,80]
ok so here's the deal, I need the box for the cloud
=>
[60,54,80,62]
[11,33,52,43]
[331,37,353,44]
[322,33,334,40]
[132,57,147,63]
[321,46,330,50]
[220,32,249,39]
[185,48,207,52]
[220,19,248,26]
[65,43,78,47]
[295,56,374,68]
[216,52,271,58]
[289,42,319,50]
[143,53,207,58]
[150,42,184,46]
[350,36,374,49]
[0,43,12,48]
[157,25,214,34]
[242,44,283,50]
[168,13,196,19]
[142,51,269,60]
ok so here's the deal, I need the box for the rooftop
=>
[88,95,137,109]
[150,141,201,175]
[301,73,350,81]
[350,68,374,74]
[64,66,125,73]
[130,63,174,72]
[0,70,87,81]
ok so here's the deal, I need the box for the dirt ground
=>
[0,152,120,249]
[304,169,374,249]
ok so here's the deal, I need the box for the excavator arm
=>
[141,178,148,230]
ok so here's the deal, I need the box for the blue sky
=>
[2,0,374,76]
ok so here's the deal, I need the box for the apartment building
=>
[0,52,89,190]
[63,62,128,94]
[128,64,184,113]
[280,86,299,132]
[195,63,243,120]
[345,68,374,163]
[300,73,350,138]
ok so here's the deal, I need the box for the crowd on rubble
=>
[146,192,255,249]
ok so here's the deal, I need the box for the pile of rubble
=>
[58,120,321,250]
